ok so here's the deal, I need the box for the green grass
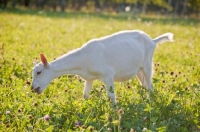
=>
[0,8,200,132]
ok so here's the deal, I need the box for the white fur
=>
[31,30,174,105]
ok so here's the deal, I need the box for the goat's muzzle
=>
[31,86,41,94]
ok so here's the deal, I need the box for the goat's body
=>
[32,30,173,105]
[53,30,154,81]
[81,31,145,81]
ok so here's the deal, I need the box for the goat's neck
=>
[50,50,84,78]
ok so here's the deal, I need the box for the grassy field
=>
[0,8,200,132]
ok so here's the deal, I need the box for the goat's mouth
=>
[32,87,41,95]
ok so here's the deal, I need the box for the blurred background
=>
[0,0,200,18]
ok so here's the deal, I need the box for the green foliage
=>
[188,0,200,11]
[0,8,200,132]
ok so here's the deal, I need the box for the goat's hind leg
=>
[83,80,93,99]
[142,62,154,91]
[137,68,147,89]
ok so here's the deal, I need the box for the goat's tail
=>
[153,32,174,44]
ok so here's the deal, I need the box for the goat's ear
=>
[40,54,50,68]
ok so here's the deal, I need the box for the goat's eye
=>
[37,71,41,75]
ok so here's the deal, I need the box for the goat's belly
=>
[114,71,138,82]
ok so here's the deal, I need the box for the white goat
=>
[31,30,173,105]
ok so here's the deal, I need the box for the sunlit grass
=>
[0,8,200,131]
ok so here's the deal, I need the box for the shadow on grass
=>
[2,7,199,26]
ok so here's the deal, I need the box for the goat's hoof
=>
[112,104,117,108]
[83,94,89,99]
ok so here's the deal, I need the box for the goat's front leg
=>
[83,80,93,99]
[102,76,116,105]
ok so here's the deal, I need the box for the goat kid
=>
[31,30,174,105]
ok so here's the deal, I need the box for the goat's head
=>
[31,54,54,94]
